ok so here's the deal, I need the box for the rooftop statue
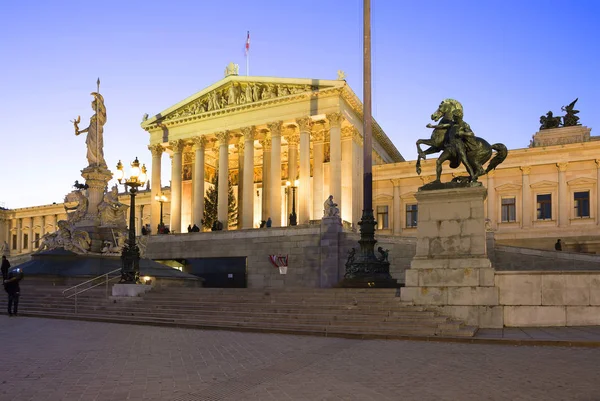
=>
[73,79,107,168]
[415,99,507,187]
[539,111,562,130]
[561,98,581,127]
[224,62,239,77]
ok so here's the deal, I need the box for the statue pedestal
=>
[400,187,502,328]
[78,165,114,252]
[531,125,591,147]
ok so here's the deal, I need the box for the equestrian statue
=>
[415,99,507,186]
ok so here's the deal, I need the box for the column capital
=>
[267,121,283,137]
[215,131,230,145]
[192,136,207,151]
[312,129,325,143]
[296,117,313,132]
[260,133,272,151]
[520,166,531,175]
[487,170,496,178]
[326,112,343,128]
[341,126,354,139]
[557,162,569,172]
[352,127,363,145]
[169,140,185,153]
[287,133,300,147]
[148,144,164,157]
[236,136,245,152]
[596,159,600,169]
[241,126,256,141]
[391,179,402,187]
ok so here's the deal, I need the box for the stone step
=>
[15,310,442,337]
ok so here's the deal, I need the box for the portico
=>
[141,68,402,232]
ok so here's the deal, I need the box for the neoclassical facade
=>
[141,71,402,233]
[1,70,598,256]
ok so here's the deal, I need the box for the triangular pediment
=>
[142,76,344,127]
[568,177,596,186]
[495,183,522,192]
[530,180,558,190]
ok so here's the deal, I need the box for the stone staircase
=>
[1,281,477,339]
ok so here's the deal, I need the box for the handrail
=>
[62,268,121,298]
[62,268,121,313]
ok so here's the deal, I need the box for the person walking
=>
[1,255,9,281]
[4,267,23,317]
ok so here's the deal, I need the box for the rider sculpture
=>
[416,99,507,186]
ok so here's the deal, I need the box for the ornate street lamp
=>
[154,193,168,233]
[115,157,147,283]
[286,179,299,226]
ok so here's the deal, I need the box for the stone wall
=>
[492,245,600,271]
[146,226,324,288]
[496,271,600,326]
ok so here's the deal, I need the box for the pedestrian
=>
[555,239,562,251]
[266,217,272,228]
[1,255,9,281]
[191,224,200,232]
[141,225,148,236]
[187,224,192,233]
[4,267,23,317]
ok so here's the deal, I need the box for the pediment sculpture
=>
[164,82,320,121]
[98,185,128,228]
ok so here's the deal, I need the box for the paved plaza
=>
[1,316,599,401]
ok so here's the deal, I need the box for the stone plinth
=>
[531,125,591,148]
[112,283,152,297]
[320,216,343,287]
[401,186,502,328]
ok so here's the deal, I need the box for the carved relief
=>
[162,82,323,122]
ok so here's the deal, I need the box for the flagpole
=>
[246,52,249,76]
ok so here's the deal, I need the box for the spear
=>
[96,77,100,167]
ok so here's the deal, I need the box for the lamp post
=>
[115,157,148,283]
[341,0,395,288]
[155,193,168,233]
[286,179,299,226]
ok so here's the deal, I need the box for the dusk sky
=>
[1,0,598,209]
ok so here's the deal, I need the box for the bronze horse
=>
[416,99,507,183]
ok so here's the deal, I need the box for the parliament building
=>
[1,68,599,258]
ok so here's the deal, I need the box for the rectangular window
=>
[501,197,516,222]
[35,233,40,248]
[376,205,389,230]
[574,191,590,218]
[23,234,28,249]
[536,194,552,220]
[405,204,418,228]
[12,234,17,250]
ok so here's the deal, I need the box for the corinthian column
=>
[260,134,271,222]
[216,131,230,229]
[268,121,283,227]
[236,137,244,230]
[286,128,299,225]
[192,137,206,227]
[149,144,163,232]
[327,112,343,216]
[557,162,568,227]
[312,129,325,218]
[521,166,531,228]
[297,117,312,224]
[242,126,256,229]
[169,140,184,233]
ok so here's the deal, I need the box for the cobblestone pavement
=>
[1,316,599,401]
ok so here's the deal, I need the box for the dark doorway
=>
[184,257,247,288]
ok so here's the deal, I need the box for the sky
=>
[1,0,598,209]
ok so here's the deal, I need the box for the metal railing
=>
[62,268,121,313]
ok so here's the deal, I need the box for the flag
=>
[245,31,250,56]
